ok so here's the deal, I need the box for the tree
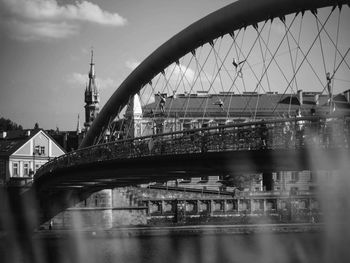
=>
[34,123,40,130]
[221,173,260,197]
[0,117,23,131]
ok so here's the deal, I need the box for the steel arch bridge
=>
[81,0,350,147]
[25,0,350,224]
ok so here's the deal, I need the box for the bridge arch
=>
[29,0,350,225]
[81,0,350,147]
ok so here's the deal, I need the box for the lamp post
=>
[326,72,333,114]
[32,151,36,175]
[32,144,40,175]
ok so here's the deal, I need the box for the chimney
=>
[0,131,7,139]
[344,89,350,103]
[26,130,31,137]
[297,90,303,105]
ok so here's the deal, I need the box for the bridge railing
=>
[35,116,350,180]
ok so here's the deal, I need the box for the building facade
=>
[46,128,83,153]
[121,89,350,194]
[0,129,66,186]
[124,89,350,138]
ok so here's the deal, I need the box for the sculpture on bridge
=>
[158,92,166,113]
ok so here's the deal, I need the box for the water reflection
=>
[0,232,327,263]
[1,129,350,263]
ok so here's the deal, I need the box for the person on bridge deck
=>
[158,92,166,113]
[232,58,245,78]
[283,113,293,147]
[232,58,245,69]
[296,108,304,125]
[307,108,319,144]
[200,132,208,153]
[259,120,268,149]
[213,99,224,110]
[295,108,305,147]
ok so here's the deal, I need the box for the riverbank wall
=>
[34,223,324,239]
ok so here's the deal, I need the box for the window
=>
[179,178,191,183]
[136,124,141,137]
[34,145,40,154]
[13,162,19,177]
[309,171,316,182]
[0,160,5,178]
[155,123,163,134]
[183,122,191,130]
[34,146,45,155]
[290,187,298,195]
[298,200,307,209]
[254,199,264,210]
[95,196,99,206]
[266,199,277,210]
[200,176,208,182]
[309,186,318,191]
[275,172,281,182]
[291,171,299,182]
[23,163,29,176]
[280,201,287,209]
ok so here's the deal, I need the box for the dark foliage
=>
[221,174,260,191]
[0,117,23,131]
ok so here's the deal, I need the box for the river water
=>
[2,145,350,263]
[1,230,348,263]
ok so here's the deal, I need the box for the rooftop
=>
[0,129,40,157]
[142,90,350,118]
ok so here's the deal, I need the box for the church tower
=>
[84,50,100,131]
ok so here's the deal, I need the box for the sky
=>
[0,0,234,130]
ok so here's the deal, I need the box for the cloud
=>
[125,60,141,70]
[67,72,87,86]
[97,77,118,90]
[4,20,79,41]
[124,60,218,98]
[125,59,214,85]
[67,72,117,90]
[168,63,218,85]
[126,59,196,82]
[173,63,196,82]
[0,0,127,41]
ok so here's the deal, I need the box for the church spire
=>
[89,49,95,80]
[76,114,81,134]
[84,49,100,131]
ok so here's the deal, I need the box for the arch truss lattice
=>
[81,0,350,147]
